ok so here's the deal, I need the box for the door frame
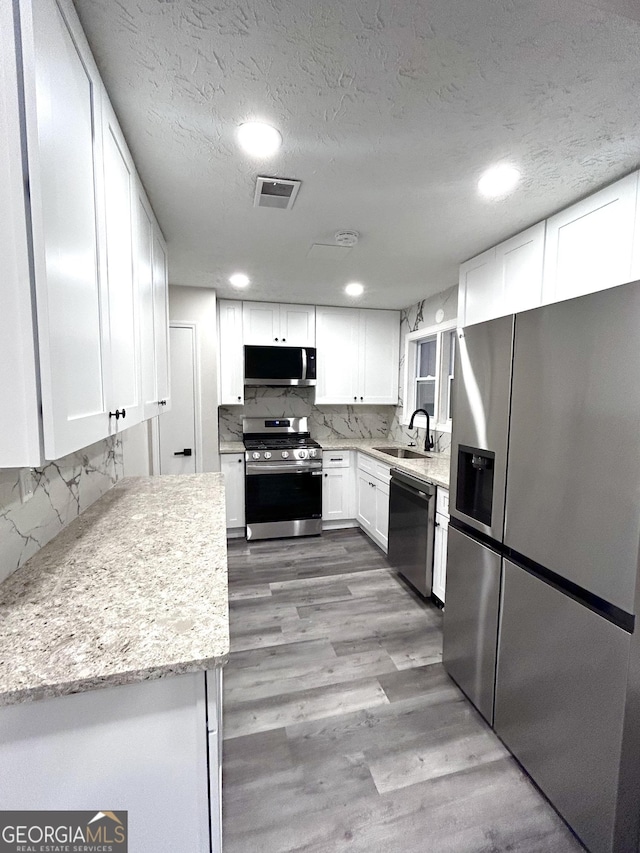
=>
[150,322,203,474]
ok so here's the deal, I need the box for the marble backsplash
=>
[0,436,122,584]
[219,387,393,442]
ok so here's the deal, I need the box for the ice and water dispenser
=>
[455,445,495,526]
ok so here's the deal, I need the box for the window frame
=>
[402,320,457,433]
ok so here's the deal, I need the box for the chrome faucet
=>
[408,408,435,453]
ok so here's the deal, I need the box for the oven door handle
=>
[245,462,323,475]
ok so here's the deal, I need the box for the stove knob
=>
[264,451,272,459]
[308,448,317,458]
[252,452,260,460]
[298,449,308,460]
[281,451,289,459]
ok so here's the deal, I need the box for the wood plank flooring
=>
[222,528,585,853]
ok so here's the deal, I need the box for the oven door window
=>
[246,470,322,523]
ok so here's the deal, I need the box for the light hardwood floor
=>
[222,528,585,853]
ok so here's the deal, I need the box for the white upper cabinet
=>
[135,183,171,419]
[459,223,545,327]
[0,0,41,467]
[458,248,497,327]
[359,309,401,404]
[542,172,639,304]
[242,302,315,346]
[316,307,399,405]
[101,98,142,428]
[218,300,244,405]
[315,307,360,403]
[152,230,171,411]
[21,0,110,460]
[1,0,170,464]
[498,222,546,314]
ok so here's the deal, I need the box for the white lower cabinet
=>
[220,453,245,531]
[356,453,391,552]
[322,451,355,524]
[0,670,222,853]
[432,487,450,603]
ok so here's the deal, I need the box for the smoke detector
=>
[254,176,301,210]
[335,230,359,247]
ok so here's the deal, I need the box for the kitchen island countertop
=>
[0,474,229,707]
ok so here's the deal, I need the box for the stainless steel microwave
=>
[244,346,317,387]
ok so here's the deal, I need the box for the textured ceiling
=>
[73,0,640,309]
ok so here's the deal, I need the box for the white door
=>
[279,304,316,346]
[315,307,359,403]
[159,326,196,475]
[458,247,497,327]
[359,309,400,404]
[242,301,280,344]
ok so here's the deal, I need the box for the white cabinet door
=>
[356,469,376,532]
[101,98,142,429]
[0,673,211,853]
[498,222,546,315]
[542,172,639,305]
[135,184,160,419]
[433,512,448,603]
[279,304,315,345]
[316,307,360,403]
[242,301,280,344]
[221,453,245,528]
[322,468,352,520]
[218,300,244,405]
[0,0,41,467]
[152,229,171,410]
[359,309,400,404]
[22,0,110,460]
[373,477,390,552]
[458,247,497,327]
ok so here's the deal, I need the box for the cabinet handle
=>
[435,521,440,527]
[158,399,167,406]
[275,337,279,342]
[330,457,343,462]
[360,396,363,401]
[324,473,328,478]
[109,408,126,420]
[238,458,242,463]
[354,396,357,401]
[174,448,193,457]
[237,396,241,401]
[282,338,286,342]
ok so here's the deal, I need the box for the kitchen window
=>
[403,321,457,431]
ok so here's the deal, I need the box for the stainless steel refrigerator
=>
[443,280,640,853]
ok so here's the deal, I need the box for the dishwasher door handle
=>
[391,478,434,501]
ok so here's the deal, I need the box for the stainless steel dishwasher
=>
[388,468,436,597]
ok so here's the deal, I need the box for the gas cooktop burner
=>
[244,436,322,451]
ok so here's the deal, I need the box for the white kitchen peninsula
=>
[0,474,229,853]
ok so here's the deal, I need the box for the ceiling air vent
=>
[254,176,301,210]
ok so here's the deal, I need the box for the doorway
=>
[158,324,200,475]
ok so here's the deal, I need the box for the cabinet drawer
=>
[436,488,449,517]
[323,450,352,468]
[357,452,390,482]
[357,452,376,476]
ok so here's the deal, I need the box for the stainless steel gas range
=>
[243,417,323,541]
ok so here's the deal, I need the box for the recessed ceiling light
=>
[237,122,282,158]
[345,282,364,297]
[478,164,521,198]
[229,272,250,288]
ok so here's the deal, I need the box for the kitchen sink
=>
[373,446,431,459]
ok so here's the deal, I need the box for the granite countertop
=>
[220,440,244,453]
[220,438,451,489]
[319,439,451,489]
[0,474,229,708]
